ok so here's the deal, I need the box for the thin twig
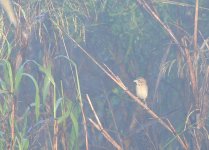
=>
[194,0,199,53]
[182,38,197,97]
[80,103,89,150]
[137,0,184,54]
[86,95,122,150]
[86,95,102,127]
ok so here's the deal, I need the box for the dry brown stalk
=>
[136,0,184,54]
[11,100,15,150]
[86,95,122,150]
[0,0,17,27]
[154,43,171,101]
[194,0,199,54]
[182,38,197,96]
[80,101,89,150]
[53,120,58,150]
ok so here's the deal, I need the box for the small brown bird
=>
[134,77,148,103]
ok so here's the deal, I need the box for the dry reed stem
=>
[194,0,199,54]
[86,95,122,150]
[11,100,15,150]
[106,94,124,148]
[53,120,58,150]
[182,38,198,100]
[154,43,171,101]
[136,0,184,54]
[0,0,17,27]
[80,101,89,150]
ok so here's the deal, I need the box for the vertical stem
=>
[53,84,58,150]
[11,99,15,150]
[53,120,58,150]
[194,0,199,53]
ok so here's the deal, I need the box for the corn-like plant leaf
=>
[22,73,40,121]
[55,97,63,112]
[3,60,13,92]
[14,65,24,92]
[69,111,79,149]
[42,76,51,105]
[57,100,72,124]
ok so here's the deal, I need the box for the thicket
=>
[0,0,209,149]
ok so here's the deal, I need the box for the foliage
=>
[0,0,209,149]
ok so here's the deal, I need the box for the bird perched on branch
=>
[134,77,148,104]
[0,0,17,27]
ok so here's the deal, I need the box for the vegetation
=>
[0,0,209,149]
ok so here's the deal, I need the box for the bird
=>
[0,0,17,27]
[134,77,148,104]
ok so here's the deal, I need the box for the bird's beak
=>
[133,80,137,83]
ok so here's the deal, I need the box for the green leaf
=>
[3,60,13,92]
[55,97,63,112]
[14,65,24,92]
[22,73,40,121]
[42,76,51,104]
